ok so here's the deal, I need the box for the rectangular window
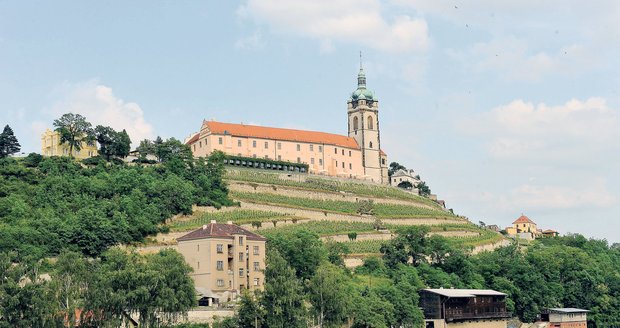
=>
[296,144,301,151]
[309,144,314,151]
[349,163,352,170]
[310,158,314,164]
[197,261,200,269]
[334,148,337,154]
[218,137,223,145]
[217,279,224,287]
[216,261,223,271]
[349,150,351,157]
[335,160,338,167]
[253,246,259,255]
[254,261,260,271]
[319,159,323,166]
[319,145,323,152]
[239,268,244,277]
[216,244,223,253]
[253,154,257,158]
[342,162,345,168]
[264,141,268,149]
[253,278,260,286]
[278,143,282,150]
[253,140,257,148]
[199,141,202,148]
[264,155,269,159]
[342,149,345,155]
[238,140,242,147]
[297,157,301,163]
[197,244,200,252]
[278,155,281,160]
[239,237,244,246]
[193,144,196,151]
[239,252,244,262]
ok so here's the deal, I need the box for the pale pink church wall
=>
[190,133,365,179]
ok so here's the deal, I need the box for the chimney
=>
[210,220,216,224]
[227,220,233,225]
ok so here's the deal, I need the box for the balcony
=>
[446,311,512,321]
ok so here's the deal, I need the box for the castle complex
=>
[186,65,389,184]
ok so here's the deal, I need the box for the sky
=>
[1,1,619,241]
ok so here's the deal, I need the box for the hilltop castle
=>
[186,65,389,184]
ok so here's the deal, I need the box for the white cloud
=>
[235,31,265,50]
[466,97,619,159]
[237,0,429,53]
[510,180,616,210]
[50,80,155,145]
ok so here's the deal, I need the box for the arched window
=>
[369,141,373,148]
[353,116,359,130]
[367,115,374,129]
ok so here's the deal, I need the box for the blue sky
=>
[1,1,619,241]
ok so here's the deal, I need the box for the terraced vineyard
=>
[231,191,454,218]
[259,221,376,238]
[168,209,290,232]
[225,169,442,208]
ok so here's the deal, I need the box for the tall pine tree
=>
[0,125,21,158]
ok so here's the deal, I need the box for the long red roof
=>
[177,223,266,242]
[202,121,361,149]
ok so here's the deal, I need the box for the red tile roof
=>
[177,223,267,242]
[201,121,361,149]
[513,214,536,225]
[543,229,557,233]
[185,132,199,145]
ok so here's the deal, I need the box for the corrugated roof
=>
[513,214,536,225]
[547,308,589,313]
[422,289,507,298]
[202,121,361,149]
[177,223,267,242]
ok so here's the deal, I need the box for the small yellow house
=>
[41,129,98,160]
[506,214,539,237]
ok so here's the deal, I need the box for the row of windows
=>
[214,244,260,254]
[216,278,261,287]
[215,260,261,272]
[352,115,375,130]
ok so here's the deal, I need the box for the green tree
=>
[0,125,21,158]
[416,181,431,197]
[387,162,406,177]
[237,290,264,328]
[53,113,94,157]
[137,139,156,159]
[261,250,306,328]
[51,251,93,326]
[269,229,327,280]
[308,263,352,328]
[95,125,131,160]
[396,181,413,189]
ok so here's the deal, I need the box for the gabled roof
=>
[185,132,199,145]
[200,121,361,149]
[513,214,536,225]
[421,288,506,298]
[177,223,266,242]
[543,229,557,233]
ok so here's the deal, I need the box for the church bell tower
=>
[347,55,387,184]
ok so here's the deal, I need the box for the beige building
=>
[186,66,389,184]
[539,308,589,328]
[41,129,98,159]
[177,221,266,304]
[506,214,540,239]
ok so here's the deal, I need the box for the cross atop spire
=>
[359,51,363,70]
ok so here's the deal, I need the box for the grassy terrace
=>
[168,209,290,232]
[225,169,443,209]
[343,229,505,254]
[259,221,377,239]
[230,191,455,219]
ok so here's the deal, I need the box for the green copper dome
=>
[350,67,377,101]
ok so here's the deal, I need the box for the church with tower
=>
[185,62,389,184]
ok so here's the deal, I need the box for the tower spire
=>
[357,51,366,88]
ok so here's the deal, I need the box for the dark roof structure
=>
[177,222,266,242]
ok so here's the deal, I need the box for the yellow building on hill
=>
[41,129,98,159]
